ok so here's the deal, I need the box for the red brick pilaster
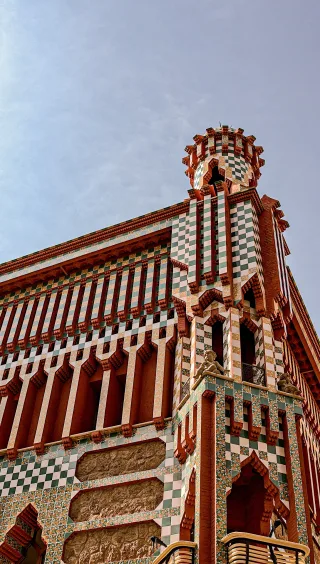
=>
[295,418,315,564]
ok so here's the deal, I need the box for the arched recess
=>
[180,468,195,541]
[15,362,48,449]
[131,335,158,425]
[240,315,258,367]
[227,451,289,536]
[70,352,103,435]
[206,312,226,367]
[0,504,46,563]
[41,355,73,444]
[104,344,128,428]
[0,371,22,450]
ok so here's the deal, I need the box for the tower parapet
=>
[182,125,265,191]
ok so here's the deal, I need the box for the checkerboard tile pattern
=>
[217,190,228,280]
[194,161,204,190]
[171,214,188,265]
[252,205,264,284]
[0,453,77,497]
[171,214,189,300]
[274,340,285,379]
[187,199,198,290]
[231,200,257,279]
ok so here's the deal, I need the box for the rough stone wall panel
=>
[70,478,164,522]
[76,439,166,482]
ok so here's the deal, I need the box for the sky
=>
[0,0,319,331]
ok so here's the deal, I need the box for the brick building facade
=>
[0,125,318,563]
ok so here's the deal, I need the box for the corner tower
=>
[182,125,264,190]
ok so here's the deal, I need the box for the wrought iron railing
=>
[180,378,190,402]
[222,532,309,564]
[242,363,266,386]
[152,541,196,564]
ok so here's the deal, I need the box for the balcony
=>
[242,363,266,386]
[222,532,310,563]
[152,541,196,564]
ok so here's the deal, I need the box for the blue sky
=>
[0,0,319,331]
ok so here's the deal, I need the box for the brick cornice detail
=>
[228,187,264,215]
[0,201,188,278]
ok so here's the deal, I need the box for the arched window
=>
[244,288,256,309]
[208,166,224,187]
[240,324,256,366]
[211,320,224,366]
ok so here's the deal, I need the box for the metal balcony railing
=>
[180,378,190,402]
[222,532,310,564]
[242,363,266,386]
[152,541,196,564]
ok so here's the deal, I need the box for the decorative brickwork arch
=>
[227,451,289,536]
[190,289,224,317]
[0,504,46,563]
[241,272,266,316]
[204,309,226,327]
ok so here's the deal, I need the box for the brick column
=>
[33,358,62,448]
[121,333,145,436]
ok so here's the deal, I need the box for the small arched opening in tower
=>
[227,465,266,535]
[240,324,256,368]
[211,320,224,367]
[244,288,256,309]
[15,366,47,449]
[70,356,103,435]
[208,166,224,187]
